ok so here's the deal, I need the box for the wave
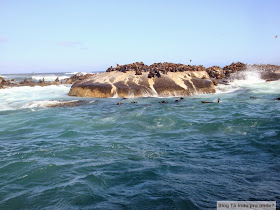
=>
[216,68,266,94]
[21,100,81,109]
[230,70,265,86]
[21,100,66,108]
[31,75,70,81]
[65,72,88,75]
[0,85,71,111]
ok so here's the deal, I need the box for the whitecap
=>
[215,68,267,94]
[31,75,70,81]
[0,85,71,111]
[21,99,82,109]
[21,100,64,108]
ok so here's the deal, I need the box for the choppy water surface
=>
[0,72,280,209]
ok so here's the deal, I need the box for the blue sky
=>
[0,0,279,74]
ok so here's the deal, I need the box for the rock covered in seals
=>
[68,71,215,98]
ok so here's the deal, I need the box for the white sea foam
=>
[21,99,81,109]
[230,70,264,86]
[0,85,71,111]
[215,84,240,94]
[21,100,64,108]
[249,80,280,94]
[31,75,70,81]
[216,69,266,94]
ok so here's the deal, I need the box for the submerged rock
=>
[46,100,89,107]
[69,71,215,98]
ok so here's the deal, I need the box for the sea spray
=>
[0,85,71,111]
[216,68,266,94]
[230,66,264,84]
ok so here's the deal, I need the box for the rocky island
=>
[68,62,280,98]
[0,73,95,89]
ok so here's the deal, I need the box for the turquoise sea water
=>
[0,71,280,209]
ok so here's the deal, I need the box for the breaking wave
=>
[216,68,266,94]
[31,75,70,81]
[0,85,71,111]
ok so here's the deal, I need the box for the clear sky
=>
[0,0,279,74]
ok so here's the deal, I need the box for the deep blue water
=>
[0,73,280,209]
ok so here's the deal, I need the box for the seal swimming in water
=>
[201,98,220,104]
[159,100,167,103]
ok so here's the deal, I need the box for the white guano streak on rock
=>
[167,72,189,90]
[69,71,215,98]
[148,78,158,96]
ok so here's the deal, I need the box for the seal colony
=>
[68,62,280,98]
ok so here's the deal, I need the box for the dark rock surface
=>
[46,100,90,108]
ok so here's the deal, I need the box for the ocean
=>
[0,71,279,209]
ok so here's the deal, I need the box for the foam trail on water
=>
[22,100,65,108]
[21,100,82,109]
